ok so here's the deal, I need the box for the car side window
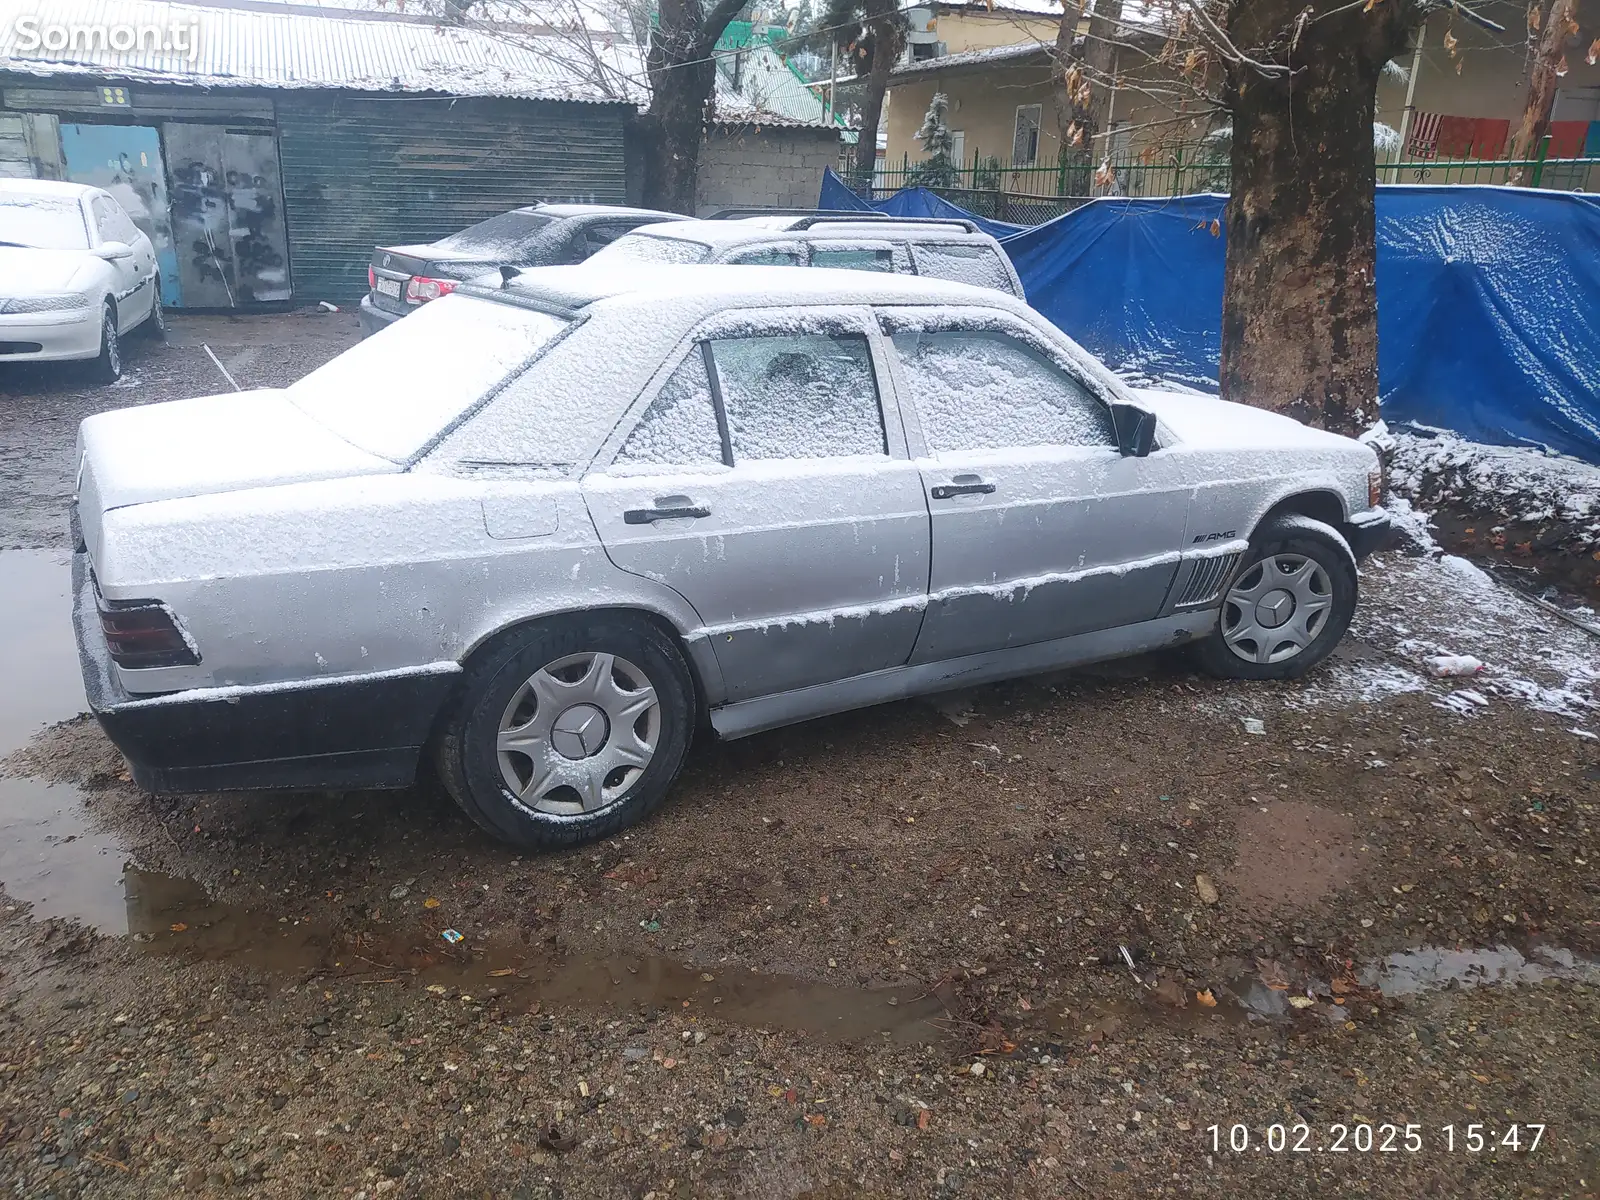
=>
[614,349,726,467]
[810,246,894,272]
[890,327,1116,453]
[725,247,802,266]
[710,333,887,461]
[90,196,119,243]
[583,223,631,255]
[909,243,1016,294]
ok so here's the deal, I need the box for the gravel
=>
[0,322,1595,1196]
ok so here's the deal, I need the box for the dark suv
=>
[358,203,686,336]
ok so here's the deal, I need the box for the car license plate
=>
[376,277,402,299]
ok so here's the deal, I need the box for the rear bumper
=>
[357,294,405,337]
[1344,509,1395,560]
[73,552,458,793]
[0,309,101,362]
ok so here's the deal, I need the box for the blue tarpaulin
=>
[819,167,1027,240]
[822,170,1600,463]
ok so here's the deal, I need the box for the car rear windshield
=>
[585,233,711,266]
[0,194,90,250]
[286,295,568,462]
[432,210,555,256]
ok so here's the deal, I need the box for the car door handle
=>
[930,478,996,500]
[624,499,710,524]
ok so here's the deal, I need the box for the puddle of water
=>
[0,549,84,751]
[124,868,951,1044]
[0,549,135,926]
[1361,943,1600,997]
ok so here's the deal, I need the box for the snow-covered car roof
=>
[493,262,1031,314]
[0,178,96,201]
[606,218,994,251]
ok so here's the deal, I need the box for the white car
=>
[0,178,164,383]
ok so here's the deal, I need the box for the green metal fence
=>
[847,140,1600,217]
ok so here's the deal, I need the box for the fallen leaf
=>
[1257,958,1290,991]
[1288,995,1316,1009]
[1195,989,1217,1007]
[804,1113,828,1128]
[916,1108,931,1130]
[784,1088,797,1104]
[169,922,188,933]
[423,898,441,909]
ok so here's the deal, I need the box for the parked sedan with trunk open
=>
[74,266,1390,850]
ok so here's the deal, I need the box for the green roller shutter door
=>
[275,94,629,304]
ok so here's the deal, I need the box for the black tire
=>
[1192,514,1357,681]
[141,278,166,338]
[88,302,122,385]
[432,614,696,851]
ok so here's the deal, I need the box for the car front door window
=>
[890,328,1116,454]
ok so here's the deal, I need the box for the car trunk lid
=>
[76,389,397,566]
[368,243,499,313]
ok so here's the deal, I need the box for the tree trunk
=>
[1507,0,1579,183]
[1053,0,1122,190]
[1219,2,1414,435]
[852,0,903,188]
[643,0,746,213]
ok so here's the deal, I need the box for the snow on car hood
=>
[78,389,397,516]
[1129,388,1365,453]
[0,246,94,293]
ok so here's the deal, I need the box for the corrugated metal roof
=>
[713,43,840,129]
[0,0,646,101]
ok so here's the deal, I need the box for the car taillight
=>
[99,597,200,669]
[368,266,376,290]
[1368,466,1384,508]
[406,276,457,303]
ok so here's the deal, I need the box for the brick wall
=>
[696,126,842,214]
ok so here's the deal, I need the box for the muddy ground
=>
[0,321,1596,1198]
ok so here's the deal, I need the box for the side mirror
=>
[1110,403,1158,458]
[94,241,133,261]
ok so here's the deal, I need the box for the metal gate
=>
[58,122,182,307]
[163,123,291,306]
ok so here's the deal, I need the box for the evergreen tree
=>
[909,92,958,189]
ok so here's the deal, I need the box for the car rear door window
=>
[710,333,887,461]
[615,350,726,467]
[810,247,894,272]
[909,243,1016,294]
[889,327,1115,453]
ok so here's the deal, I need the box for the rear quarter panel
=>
[97,474,706,696]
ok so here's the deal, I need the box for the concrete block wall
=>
[696,126,842,214]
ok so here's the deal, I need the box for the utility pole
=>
[1392,24,1424,183]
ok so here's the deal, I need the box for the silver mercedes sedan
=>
[73,266,1390,850]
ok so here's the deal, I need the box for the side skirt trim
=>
[709,611,1216,741]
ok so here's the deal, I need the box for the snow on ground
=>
[1378,423,1600,556]
[1122,381,1600,734]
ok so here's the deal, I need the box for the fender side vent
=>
[1175,552,1241,608]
